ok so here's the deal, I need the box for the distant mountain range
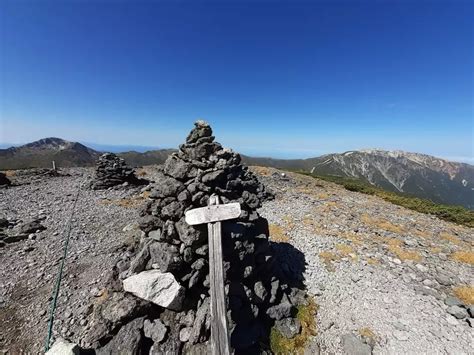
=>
[1,138,473,209]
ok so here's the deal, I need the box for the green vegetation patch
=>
[270,298,318,354]
[294,171,474,228]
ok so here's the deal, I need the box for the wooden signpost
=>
[185,195,241,355]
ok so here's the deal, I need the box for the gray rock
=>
[19,219,46,234]
[161,201,185,220]
[148,229,162,241]
[189,298,210,344]
[164,156,191,180]
[341,333,372,355]
[175,218,204,246]
[179,327,192,342]
[447,305,467,319]
[201,170,225,184]
[45,339,81,355]
[186,120,212,144]
[266,295,293,320]
[127,242,150,275]
[149,242,181,273]
[144,318,167,343]
[435,274,454,286]
[444,296,463,307]
[96,317,144,355]
[101,292,142,325]
[274,317,301,338]
[150,174,184,198]
[123,270,185,311]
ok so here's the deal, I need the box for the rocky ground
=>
[0,168,150,354]
[256,167,473,354]
[0,166,473,354]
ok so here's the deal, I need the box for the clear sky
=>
[1,0,473,162]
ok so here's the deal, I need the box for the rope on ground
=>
[44,181,83,352]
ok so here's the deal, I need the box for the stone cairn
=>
[0,172,11,187]
[82,121,308,354]
[91,153,147,189]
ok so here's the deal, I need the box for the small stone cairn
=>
[91,153,146,189]
[82,121,308,354]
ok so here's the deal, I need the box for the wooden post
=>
[52,161,56,171]
[185,195,241,355]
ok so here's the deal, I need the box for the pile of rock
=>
[0,172,11,187]
[81,121,308,354]
[91,153,147,189]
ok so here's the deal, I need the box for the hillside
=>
[0,138,100,169]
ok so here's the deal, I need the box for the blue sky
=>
[1,0,473,162]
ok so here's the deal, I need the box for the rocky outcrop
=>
[84,121,307,353]
[91,153,147,189]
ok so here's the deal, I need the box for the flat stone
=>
[447,305,467,319]
[123,270,185,311]
[46,340,81,355]
[341,334,371,355]
[444,296,463,307]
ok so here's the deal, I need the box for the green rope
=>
[44,184,82,352]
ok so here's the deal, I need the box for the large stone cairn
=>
[91,153,146,189]
[84,121,307,354]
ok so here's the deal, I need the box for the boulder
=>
[96,317,145,355]
[123,270,184,311]
[46,340,81,355]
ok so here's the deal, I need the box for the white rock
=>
[122,222,140,232]
[415,264,428,273]
[123,270,184,311]
[45,340,80,355]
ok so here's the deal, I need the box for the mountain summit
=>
[0,137,100,169]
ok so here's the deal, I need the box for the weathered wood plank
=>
[207,195,230,355]
[185,202,241,225]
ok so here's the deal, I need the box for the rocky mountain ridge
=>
[1,138,472,208]
[310,150,474,209]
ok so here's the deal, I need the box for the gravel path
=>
[257,168,473,354]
